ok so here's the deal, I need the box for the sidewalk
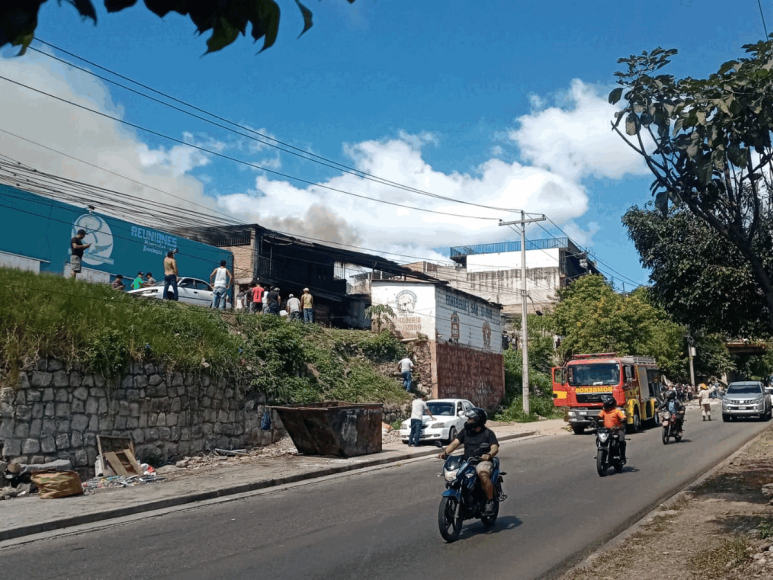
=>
[0,418,568,542]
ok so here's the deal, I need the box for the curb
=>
[559,423,773,576]
[0,430,538,542]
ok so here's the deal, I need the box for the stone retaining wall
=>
[0,359,285,472]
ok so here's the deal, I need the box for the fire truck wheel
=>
[626,410,641,434]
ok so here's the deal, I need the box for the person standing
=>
[398,356,414,392]
[209,260,232,309]
[111,274,125,291]
[131,271,145,291]
[286,293,301,320]
[69,229,91,279]
[301,287,314,324]
[266,287,281,315]
[143,272,156,287]
[163,250,179,301]
[252,281,264,314]
[697,383,712,421]
[408,395,434,447]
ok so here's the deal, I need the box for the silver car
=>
[127,277,214,307]
[722,381,772,422]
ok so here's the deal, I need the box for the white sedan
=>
[127,277,214,307]
[399,399,475,445]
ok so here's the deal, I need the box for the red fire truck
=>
[551,353,663,435]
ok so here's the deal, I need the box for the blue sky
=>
[0,0,769,289]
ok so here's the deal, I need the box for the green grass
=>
[494,393,564,422]
[0,267,410,405]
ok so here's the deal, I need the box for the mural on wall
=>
[73,213,114,266]
[482,322,491,348]
[451,312,460,339]
[395,289,417,314]
[130,225,179,257]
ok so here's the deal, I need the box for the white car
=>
[399,399,475,445]
[127,277,214,307]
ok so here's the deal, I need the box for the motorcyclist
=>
[596,396,627,464]
[658,389,685,432]
[438,408,499,516]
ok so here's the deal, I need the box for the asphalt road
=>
[2,406,769,580]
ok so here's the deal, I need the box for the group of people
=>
[110,271,156,292]
[234,282,315,323]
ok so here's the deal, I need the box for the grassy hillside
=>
[0,268,410,404]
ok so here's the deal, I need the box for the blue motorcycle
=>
[438,443,507,542]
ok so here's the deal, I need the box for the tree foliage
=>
[610,39,773,331]
[623,205,770,338]
[551,275,686,379]
[0,0,354,56]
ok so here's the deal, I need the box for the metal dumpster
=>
[272,401,383,457]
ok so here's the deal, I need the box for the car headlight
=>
[401,422,409,429]
[754,396,764,404]
[429,422,445,429]
[444,469,458,482]
[568,411,576,416]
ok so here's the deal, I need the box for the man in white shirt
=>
[408,395,434,447]
[209,260,232,309]
[286,293,301,320]
[398,356,414,392]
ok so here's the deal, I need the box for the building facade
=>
[371,280,505,409]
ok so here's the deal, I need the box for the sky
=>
[0,0,769,290]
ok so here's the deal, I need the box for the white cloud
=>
[510,79,649,182]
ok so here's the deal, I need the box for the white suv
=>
[722,381,772,422]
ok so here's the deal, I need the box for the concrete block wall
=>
[0,359,285,470]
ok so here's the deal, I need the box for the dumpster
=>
[271,401,383,457]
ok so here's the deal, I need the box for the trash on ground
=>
[215,448,249,456]
[30,470,84,499]
[81,474,166,494]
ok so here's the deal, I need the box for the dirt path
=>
[561,425,773,580]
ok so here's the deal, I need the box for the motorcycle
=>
[661,410,683,445]
[437,443,507,543]
[594,419,624,477]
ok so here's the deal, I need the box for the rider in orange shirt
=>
[597,396,627,464]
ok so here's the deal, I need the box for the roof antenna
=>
[87,204,96,213]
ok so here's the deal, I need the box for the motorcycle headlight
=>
[444,469,458,482]
[598,432,609,442]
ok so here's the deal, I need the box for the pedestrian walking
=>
[131,271,145,291]
[697,383,712,421]
[209,260,232,309]
[69,229,91,280]
[262,285,269,312]
[398,355,414,392]
[266,286,281,315]
[111,274,125,291]
[143,272,156,287]
[163,250,179,301]
[286,293,301,320]
[408,395,434,447]
[251,281,265,313]
[301,287,314,324]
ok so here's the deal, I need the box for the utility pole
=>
[686,334,696,388]
[499,212,546,414]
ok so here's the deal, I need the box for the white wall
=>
[370,282,436,339]
[466,248,560,272]
[435,285,502,353]
[0,250,43,273]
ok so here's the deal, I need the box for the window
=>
[457,402,463,414]
[567,363,621,387]
[196,281,211,291]
[178,278,193,288]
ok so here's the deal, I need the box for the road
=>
[2,407,769,580]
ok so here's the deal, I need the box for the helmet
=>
[700,383,708,390]
[463,407,488,429]
[601,396,616,410]
[667,390,676,400]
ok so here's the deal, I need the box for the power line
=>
[757,0,769,37]
[31,39,525,216]
[0,74,502,222]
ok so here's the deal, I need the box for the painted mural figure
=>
[163,250,179,301]
[69,228,91,279]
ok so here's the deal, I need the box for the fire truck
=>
[551,353,663,435]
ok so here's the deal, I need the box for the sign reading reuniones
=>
[73,213,114,266]
[130,225,178,256]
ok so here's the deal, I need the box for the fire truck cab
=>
[551,353,663,435]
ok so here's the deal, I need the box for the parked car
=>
[399,398,475,445]
[127,277,213,307]
[722,381,772,422]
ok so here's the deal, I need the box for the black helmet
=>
[601,396,616,410]
[463,407,488,429]
[667,390,676,400]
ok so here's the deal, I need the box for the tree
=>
[623,205,769,338]
[609,39,773,331]
[364,304,395,334]
[0,0,354,56]
[551,275,686,379]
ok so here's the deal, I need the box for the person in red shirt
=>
[597,396,627,464]
[251,282,264,314]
